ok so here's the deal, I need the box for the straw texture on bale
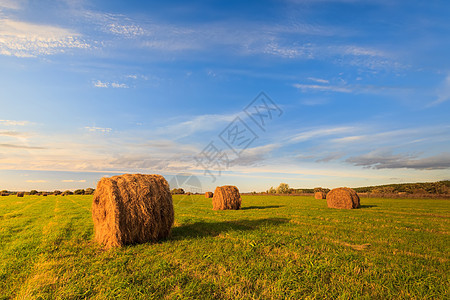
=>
[212,186,241,210]
[326,187,360,209]
[17,192,24,197]
[314,191,327,199]
[92,174,174,249]
[205,192,213,198]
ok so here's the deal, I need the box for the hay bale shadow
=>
[359,204,378,208]
[240,205,284,210]
[171,218,289,240]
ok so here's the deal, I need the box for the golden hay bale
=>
[17,192,24,197]
[92,174,174,249]
[326,187,360,209]
[205,192,213,198]
[1,193,8,196]
[314,191,327,199]
[212,186,241,210]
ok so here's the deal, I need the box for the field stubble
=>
[0,194,448,299]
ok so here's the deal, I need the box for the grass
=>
[0,194,449,299]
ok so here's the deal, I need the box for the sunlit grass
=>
[0,194,448,299]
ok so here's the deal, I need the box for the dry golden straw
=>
[212,186,241,210]
[205,192,213,198]
[326,187,360,209]
[92,174,174,249]
[314,191,327,199]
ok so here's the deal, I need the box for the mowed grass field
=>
[0,194,449,299]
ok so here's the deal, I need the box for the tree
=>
[85,188,95,195]
[53,190,62,195]
[171,188,185,195]
[268,187,276,194]
[63,190,74,195]
[30,190,38,195]
[74,189,85,195]
[276,183,290,194]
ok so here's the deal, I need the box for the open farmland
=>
[0,194,449,299]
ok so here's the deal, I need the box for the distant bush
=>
[29,190,38,195]
[74,189,85,195]
[276,183,290,194]
[63,190,74,195]
[85,188,95,195]
[171,188,185,195]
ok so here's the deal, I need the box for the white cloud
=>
[290,126,356,142]
[61,179,86,182]
[0,19,90,58]
[111,82,128,88]
[430,74,450,106]
[331,135,365,143]
[158,113,237,138]
[93,80,108,88]
[0,0,22,10]
[0,119,30,126]
[107,23,144,37]
[93,80,128,88]
[293,83,352,93]
[308,77,329,84]
[84,126,112,133]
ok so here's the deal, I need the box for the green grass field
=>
[0,194,449,299]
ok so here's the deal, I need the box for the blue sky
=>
[0,0,449,192]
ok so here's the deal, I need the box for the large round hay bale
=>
[92,174,174,249]
[326,187,360,209]
[212,186,241,210]
[17,192,24,197]
[314,191,327,199]
[205,192,213,198]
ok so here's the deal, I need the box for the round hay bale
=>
[92,174,174,249]
[326,187,360,209]
[17,192,24,197]
[205,192,213,198]
[314,191,327,199]
[212,186,241,210]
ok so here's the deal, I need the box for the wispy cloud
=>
[429,74,450,106]
[0,19,90,58]
[84,126,112,133]
[26,180,47,183]
[0,143,44,149]
[0,0,22,10]
[0,131,28,137]
[346,151,450,170]
[157,113,237,138]
[93,80,128,88]
[290,126,356,142]
[293,83,352,93]
[111,82,128,88]
[0,119,30,126]
[93,80,108,88]
[308,77,329,84]
[61,179,86,183]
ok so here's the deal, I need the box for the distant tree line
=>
[0,188,96,196]
[353,181,450,195]
[171,188,185,195]
[263,181,450,196]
